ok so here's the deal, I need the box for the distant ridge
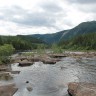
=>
[31,21,96,44]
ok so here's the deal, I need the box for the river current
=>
[1,56,96,96]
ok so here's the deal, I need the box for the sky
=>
[0,0,96,35]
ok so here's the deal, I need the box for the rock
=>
[0,67,8,71]
[11,71,20,74]
[18,60,33,67]
[0,84,18,96]
[68,82,96,96]
[30,57,40,62]
[60,66,66,70]
[0,72,13,80]
[0,65,9,71]
[42,59,56,64]
[26,81,29,83]
[49,54,67,58]
[27,86,33,91]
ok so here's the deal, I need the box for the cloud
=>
[40,2,63,13]
[0,0,96,35]
[67,0,96,4]
[12,12,57,27]
[0,4,67,35]
[77,4,96,14]
[0,4,68,29]
[0,6,55,27]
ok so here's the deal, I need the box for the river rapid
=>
[1,53,96,96]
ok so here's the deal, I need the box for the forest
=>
[58,32,96,50]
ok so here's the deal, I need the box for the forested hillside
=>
[59,33,96,50]
[31,21,96,44]
[0,35,44,50]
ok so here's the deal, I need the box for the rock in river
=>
[18,60,33,67]
[68,82,96,96]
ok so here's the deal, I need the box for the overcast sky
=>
[0,0,96,35]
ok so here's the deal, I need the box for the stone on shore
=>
[0,84,18,96]
[0,65,10,72]
[0,72,13,80]
[68,82,96,96]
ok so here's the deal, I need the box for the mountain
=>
[31,30,67,44]
[60,21,96,40]
[31,21,96,44]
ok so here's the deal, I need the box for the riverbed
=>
[0,55,96,96]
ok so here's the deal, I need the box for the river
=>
[1,55,96,96]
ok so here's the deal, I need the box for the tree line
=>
[0,35,44,51]
[58,32,96,50]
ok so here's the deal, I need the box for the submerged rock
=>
[27,86,33,91]
[68,82,96,96]
[11,71,20,74]
[26,81,29,83]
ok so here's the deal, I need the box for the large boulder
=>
[68,82,96,96]
[18,60,33,67]
[0,84,18,96]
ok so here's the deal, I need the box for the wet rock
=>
[60,66,66,70]
[27,86,33,91]
[0,65,9,71]
[11,71,20,74]
[20,57,28,61]
[49,54,67,58]
[42,59,56,64]
[68,82,96,96]
[0,67,8,71]
[26,81,29,83]
[30,57,40,62]
[0,72,13,80]
[0,84,18,96]
[18,60,33,67]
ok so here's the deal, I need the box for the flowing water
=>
[0,56,96,96]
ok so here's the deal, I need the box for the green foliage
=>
[0,35,44,50]
[0,44,15,56]
[51,44,63,53]
[22,52,34,57]
[37,44,46,54]
[59,33,96,50]
[0,44,15,64]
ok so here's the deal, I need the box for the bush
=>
[0,44,15,64]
